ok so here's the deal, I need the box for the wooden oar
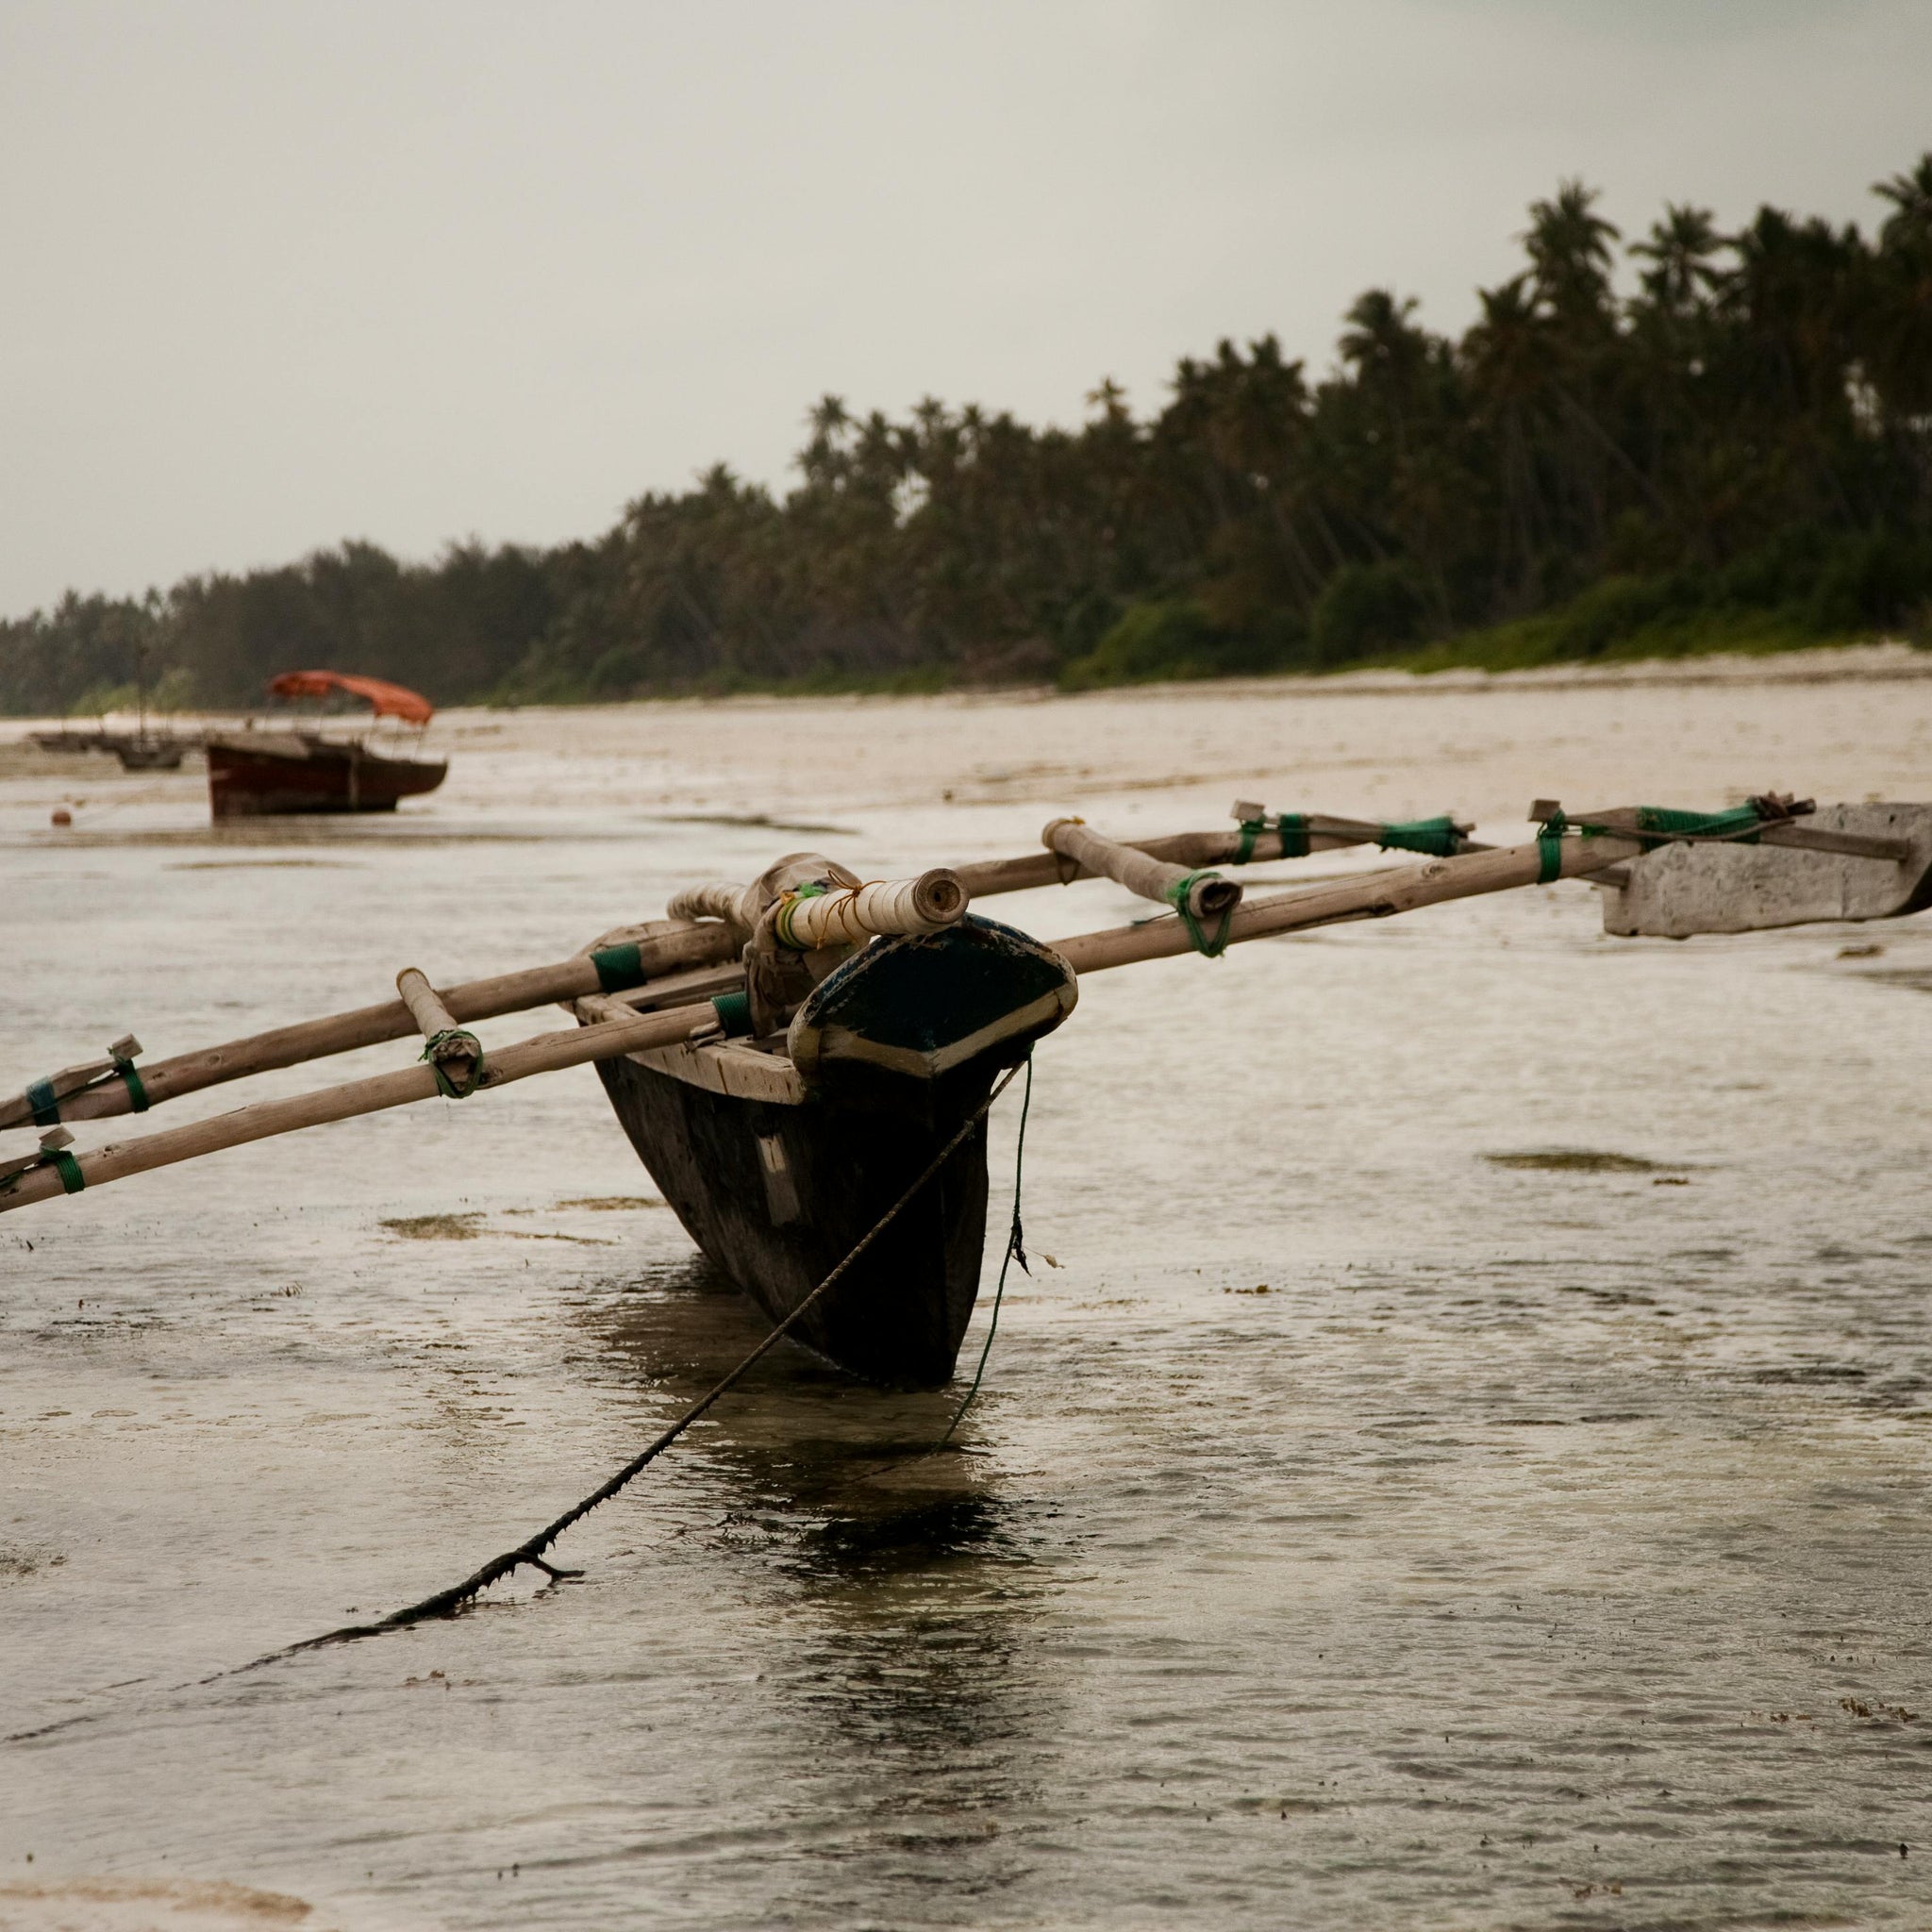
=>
[0,1001,723,1215]
[0,922,740,1134]
[1054,831,1641,974]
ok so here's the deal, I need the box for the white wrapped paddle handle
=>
[772,871,968,949]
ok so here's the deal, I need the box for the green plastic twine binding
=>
[1165,871,1234,958]
[1375,815,1461,858]
[772,881,828,950]
[590,943,645,994]
[49,1149,85,1194]
[114,1058,149,1112]
[421,1028,485,1099]
[25,1078,58,1127]
[1235,812,1311,864]
[1536,807,1568,883]
[1630,804,1769,847]
[711,991,753,1037]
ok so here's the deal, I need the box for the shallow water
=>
[4,667,1932,1930]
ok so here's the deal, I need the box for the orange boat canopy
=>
[267,671,434,727]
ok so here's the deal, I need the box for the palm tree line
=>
[6,155,1928,715]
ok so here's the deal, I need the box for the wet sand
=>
[4,654,1932,1929]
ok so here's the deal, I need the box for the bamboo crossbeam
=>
[396,967,481,1096]
[0,922,740,1134]
[1041,819,1242,924]
[955,813,1479,898]
[1557,806,1912,865]
[0,1002,721,1215]
[1054,833,1641,974]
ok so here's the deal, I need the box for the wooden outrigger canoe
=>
[7,795,1932,1388]
[592,915,1075,1386]
[206,670,446,818]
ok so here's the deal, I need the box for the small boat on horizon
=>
[204,670,447,819]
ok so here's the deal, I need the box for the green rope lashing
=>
[420,1028,486,1099]
[1375,815,1461,858]
[1630,804,1770,847]
[590,943,645,994]
[711,991,754,1037]
[1235,812,1311,863]
[25,1078,58,1127]
[1537,806,1568,884]
[114,1057,149,1113]
[771,881,828,950]
[49,1149,85,1194]
[1166,871,1234,958]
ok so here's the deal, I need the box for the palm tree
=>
[1523,180,1621,326]
[1631,204,1724,319]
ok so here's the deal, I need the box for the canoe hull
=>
[597,1055,994,1387]
[205,737,446,817]
[594,916,1076,1386]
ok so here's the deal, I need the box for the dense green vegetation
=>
[6,156,1929,716]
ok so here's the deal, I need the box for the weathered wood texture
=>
[598,1053,992,1387]
[1,923,740,1132]
[0,1002,721,1214]
[1054,834,1641,974]
[955,814,1474,898]
[1598,803,1932,937]
[1042,818,1241,922]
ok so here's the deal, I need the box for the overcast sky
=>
[3,0,1928,616]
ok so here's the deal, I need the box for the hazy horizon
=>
[4,0,1929,617]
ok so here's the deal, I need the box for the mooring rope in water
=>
[5,1058,1035,1745]
[226,1054,1034,1673]
[934,1053,1032,1449]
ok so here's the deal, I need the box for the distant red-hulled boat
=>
[206,671,447,819]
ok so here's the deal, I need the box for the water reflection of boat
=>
[205,671,446,818]
[586,1253,1008,1525]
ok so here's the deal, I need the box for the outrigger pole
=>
[6,799,1929,1216]
[0,818,1475,1135]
